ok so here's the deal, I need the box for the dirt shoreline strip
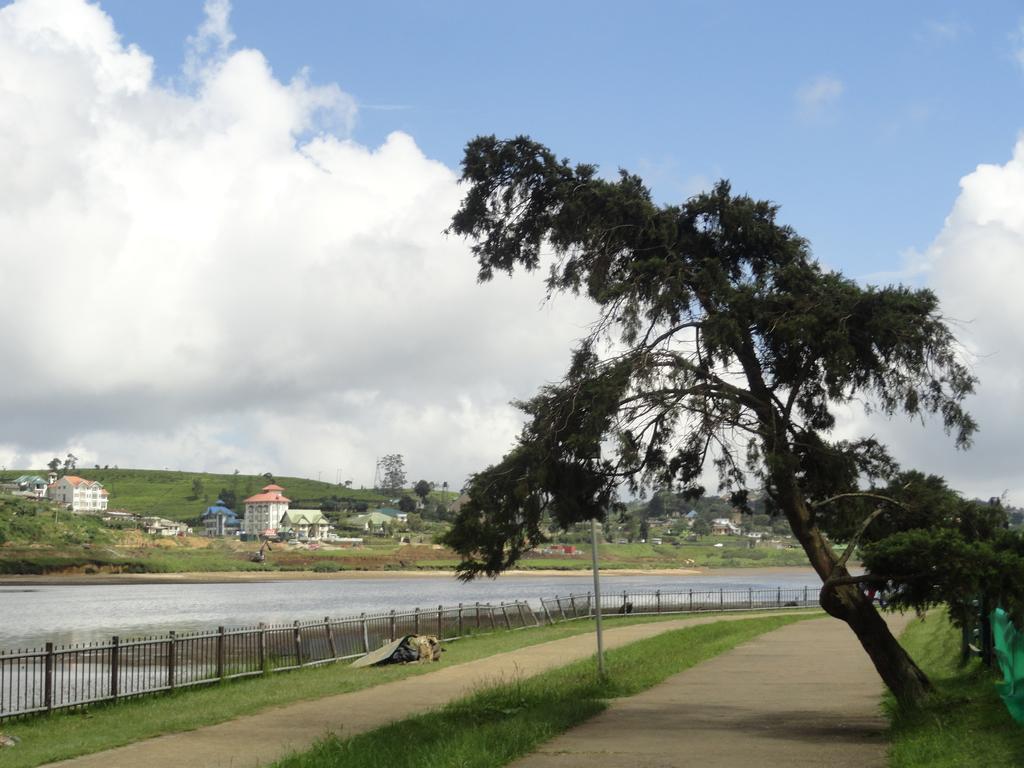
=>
[0,565,817,586]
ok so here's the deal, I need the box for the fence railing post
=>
[167,631,176,690]
[293,621,303,666]
[475,602,482,629]
[719,588,724,610]
[488,603,497,629]
[569,594,577,618]
[325,617,337,659]
[217,626,226,679]
[437,605,444,638]
[500,602,512,629]
[110,636,120,701]
[44,642,54,712]
[803,586,808,605]
[361,614,370,652]
[258,622,267,673]
[541,599,554,625]
[414,607,420,635]
[622,590,628,614]
[556,596,567,621]
[389,609,397,640]
[748,588,753,609]
[458,603,464,637]
[689,589,693,612]
[777,587,782,607]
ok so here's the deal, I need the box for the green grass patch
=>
[0,610,816,768]
[272,613,814,768]
[888,610,1024,767]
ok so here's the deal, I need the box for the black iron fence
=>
[540,586,815,622]
[0,600,536,720]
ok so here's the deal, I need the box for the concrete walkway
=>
[42,611,913,768]
[509,614,912,768]
[42,611,810,768]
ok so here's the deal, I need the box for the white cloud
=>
[0,0,593,488]
[795,75,844,121]
[837,137,1024,504]
[918,20,967,45]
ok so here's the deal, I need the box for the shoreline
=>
[0,565,817,587]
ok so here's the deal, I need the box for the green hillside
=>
[1,469,391,521]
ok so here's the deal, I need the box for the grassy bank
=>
[0,610,816,768]
[889,611,1024,767]
[272,614,810,768]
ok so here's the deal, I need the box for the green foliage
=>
[377,454,407,493]
[443,135,977,597]
[887,612,1024,767]
[691,519,711,537]
[413,479,432,501]
[0,496,114,548]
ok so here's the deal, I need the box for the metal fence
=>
[540,586,815,622]
[0,600,536,720]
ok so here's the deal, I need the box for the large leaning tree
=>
[441,136,997,706]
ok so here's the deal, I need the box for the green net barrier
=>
[991,608,1024,724]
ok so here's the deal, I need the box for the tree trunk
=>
[734,341,933,706]
[820,580,932,705]
[776,475,933,706]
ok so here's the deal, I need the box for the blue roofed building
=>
[202,499,240,537]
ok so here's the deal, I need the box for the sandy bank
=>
[0,565,821,586]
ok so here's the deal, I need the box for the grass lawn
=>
[888,610,1024,767]
[271,613,814,768]
[0,609,815,768]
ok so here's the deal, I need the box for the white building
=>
[141,517,191,537]
[47,476,109,513]
[711,518,740,535]
[242,484,291,536]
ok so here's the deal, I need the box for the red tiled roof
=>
[59,476,103,489]
[262,484,285,492]
[244,492,291,504]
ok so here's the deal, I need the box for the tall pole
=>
[590,516,606,677]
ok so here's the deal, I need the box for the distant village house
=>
[12,475,48,498]
[141,516,191,537]
[242,484,290,537]
[241,484,332,541]
[47,475,109,513]
[202,499,240,537]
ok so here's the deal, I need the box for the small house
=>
[141,517,190,537]
[47,476,109,513]
[13,475,48,498]
[279,509,331,540]
[202,500,240,537]
[711,518,740,535]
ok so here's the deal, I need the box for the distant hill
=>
[0,468,391,522]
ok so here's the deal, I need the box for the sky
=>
[0,0,1022,501]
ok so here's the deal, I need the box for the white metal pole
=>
[590,516,606,676]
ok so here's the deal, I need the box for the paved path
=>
[42,611,815,768]
[509,614,912,768]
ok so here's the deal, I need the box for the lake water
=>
[0,570,822,649]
